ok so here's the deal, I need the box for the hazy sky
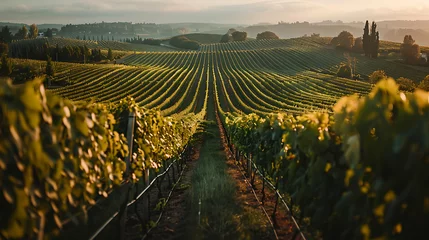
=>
[0,0,428,24]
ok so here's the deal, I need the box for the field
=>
[10,37,176,52]
[3,36,429,240]
[48,37,429,116]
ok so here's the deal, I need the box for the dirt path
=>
[144,139,202,240]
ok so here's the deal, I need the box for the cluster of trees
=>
[169,36,200,50]
[0,24,56,44]
[124,37,162,46]
[400,35,423,64]
[220,34,232,43]
[331,21,379,58]
[220,29,248,43]
[232,31,247,42]
[9,42,111,63]
[362,21,380,58]
[331,31,364,53]
[256,31,279,40]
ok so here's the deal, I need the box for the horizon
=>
[1,0,429,25]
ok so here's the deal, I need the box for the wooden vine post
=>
[119,111,136,240]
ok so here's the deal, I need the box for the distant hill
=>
[383,29,429,47]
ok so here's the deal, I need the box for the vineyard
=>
[46,38,429,116]
[10,37,175,53]
[2,36,429,239]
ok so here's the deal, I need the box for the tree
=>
[256,31,279,40]
[369,70,387,84]
[370,22,379,58]
[335,31,354,50]
[45,55,55,77]
[0,26,13,43]
[232,31,247,42]
[220,34,232,43]
[45,28,53,38]
[352,37,363,52]
[15,26,28,40]
[0,43,8,56]
[228,28,237,34]
[363,21,370,57]
[0,54,13,76]
[401,35,421,64]
[107,48,113,61]
[29,24,38,39]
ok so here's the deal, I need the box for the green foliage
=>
[418,75,429,91]
[0,78,127,239]
[232,31,247,42]
[396,77,416,91]
[0,42,8,56]
[0,54,13,76]
[107,48,113,61]
[256,31,279,40]
[46,56,55,77]
[363,21,380,58]
[14,26,28,40]
[45,28,53,38]
[336,62,353,78]
[401,35,421,64]
[29,24,38,39]
[169,36,200,50]
[220,34,232,43]
[335,31,354,50]
[353,37,363,52]
[226,79,429,239]
[369,70,387,84]
[0,81,204,238]
[0,26,13,43]
[363,21,370,57]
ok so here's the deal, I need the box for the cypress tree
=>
[373,31,380,58]
[370,22,378,58]
[363,21,370,57]
[107,48,113,61]
[46,55,55,77]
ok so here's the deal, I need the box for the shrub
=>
[256,31,279,40]
[396,77,416,91]
[232,31,247,42]
[418,75,429,91]
[369,70,387,84]
[337,63,353,79]
[220,34,232,43]
[170,36,200,50]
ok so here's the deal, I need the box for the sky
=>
[0,0,428,24]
